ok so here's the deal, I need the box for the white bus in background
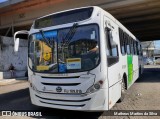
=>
[14,6,143,111]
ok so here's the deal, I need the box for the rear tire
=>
[118,78,126,103]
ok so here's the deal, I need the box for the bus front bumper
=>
[29,87,108,111]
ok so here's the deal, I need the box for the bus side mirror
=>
[14,30,29,52]
[14,38,20,52]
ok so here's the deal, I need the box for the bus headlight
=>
[85,80,103,95]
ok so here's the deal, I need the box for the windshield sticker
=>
[66,58,81,69]
[36,30,57,40]
[91,31,96,39]
[37,66,49,71]
[59,64,66,73]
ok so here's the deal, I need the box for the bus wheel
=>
[118,78,126,103]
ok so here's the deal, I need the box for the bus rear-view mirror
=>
[14,30,29,52]
[14,38,20,52]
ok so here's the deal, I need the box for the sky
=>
[0,0,8,3]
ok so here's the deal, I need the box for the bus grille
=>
[35,94,91,107]
[41,82,80,86]
[40,101,85,107]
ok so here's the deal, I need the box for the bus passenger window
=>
[130,38,134,55]
[140,44,143,56]
[136,41,139,55]
[126,35,131,55]
[119,28,126,55]
[133,41,137,55]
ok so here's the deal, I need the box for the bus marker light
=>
[94,84,100,89]
[99,80,103,84]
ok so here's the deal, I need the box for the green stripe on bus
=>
[127,55,133,85]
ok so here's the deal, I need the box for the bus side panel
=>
[132,55,139,83]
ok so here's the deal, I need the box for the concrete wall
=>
[0,36,28,79]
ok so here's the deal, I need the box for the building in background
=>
[141,40,160,65]
[141,41,155,58]
[153,41,160,64]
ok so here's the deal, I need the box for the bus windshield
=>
[29,24,100,73]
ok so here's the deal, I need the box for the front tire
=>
[118,78,126,103]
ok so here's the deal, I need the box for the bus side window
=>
[140,44,143,56]
[130,38,134,55]
[129,37,132,55]
[136,41,139,55]
[105,27,119,67]
[134,41,137,55]
[138,43,141,56]
[126,34,131,55]
[119,28,126,55]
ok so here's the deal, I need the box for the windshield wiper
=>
[39,29,52,48]
[62,23,78,47]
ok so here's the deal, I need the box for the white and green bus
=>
[14,6,143,111]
